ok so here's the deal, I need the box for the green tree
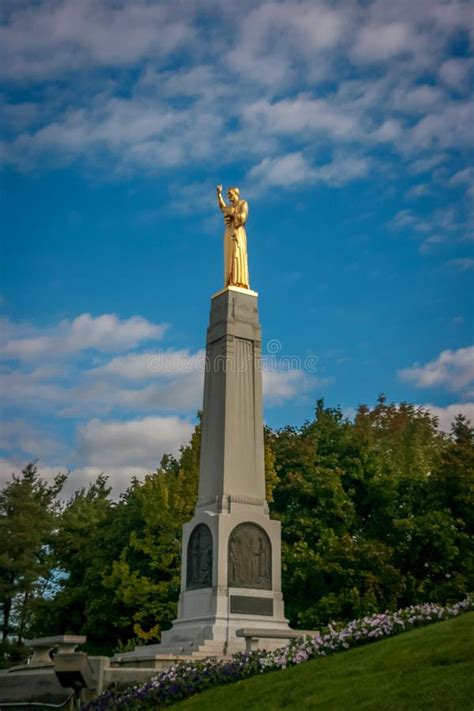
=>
[105,422,201,645]
[0,463,66,662]
[32,474,116,651]
[10,402,472,653]
[269,398,458,628]
[429,414,474,527]
[35,421,201,654]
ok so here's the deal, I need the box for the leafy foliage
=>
[1,401,473,658]
[0,462,66,665]
[271,398,473,628]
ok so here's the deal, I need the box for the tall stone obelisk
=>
[116,187,289,663]
[156,186,289,656]
[156,283,289,655]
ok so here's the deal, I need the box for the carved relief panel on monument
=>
[228,523,272,590]
[186,523,213,590]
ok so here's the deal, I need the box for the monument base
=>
[114,501,291,667]
[115,286,293,669]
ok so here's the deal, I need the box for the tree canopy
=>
[1,400,472,662]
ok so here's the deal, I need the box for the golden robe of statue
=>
[216,185,250,289]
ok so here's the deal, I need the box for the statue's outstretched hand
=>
[217,184,223,194]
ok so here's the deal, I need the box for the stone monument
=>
[116,186,290,663]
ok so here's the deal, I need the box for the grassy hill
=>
[175,612,474,710]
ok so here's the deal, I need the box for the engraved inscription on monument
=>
[186,523,213,590]
[228,523,271,590]
[230,596,273,616]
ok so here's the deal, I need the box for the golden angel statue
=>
[216,185,250,289]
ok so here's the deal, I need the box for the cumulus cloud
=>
[0,419,64,459]
[0,365,204,417]
[225,2,347,87]
[439,58,474,91]
[399,346,474,397]
[422,402,474,433]
[0,309,323,493]
[7,95,228,172]
[89,349,206,380]
[0,457,70,490]
[1,368,70,409]
[351,22,414,63]
[248,152,315,188]
[407,100,474,152]
[0,414,195,494]
[0,308,324,416]
[242,95,360,141]
[248,150,369,190]
[0,0,472,236]
[0,0,192,81]
[263,369,310,404]
[0,312,325,492]
[0,313,165,361]
[390,84,446,114]
[77,415,193,469]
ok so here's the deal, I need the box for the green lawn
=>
[175,612,474,710]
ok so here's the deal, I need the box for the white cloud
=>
[351,22,414,63]
[419,234,445,253]
[399,346,474,397]
[0,0,472,218]
[439,58,474,91]
[89,349,206,380]
[225,2,347,87]
[372,118,403,143]
[248,152,315,188]
[390,209,429,232]
[389,203,467,253]
[6,87,236,173]
[248,151,369,190]
[77,415,193,469]
[408,153,447,175]
[408,100,474,151]
[0,368,69,408]
[0,310,322,425]
[0,301,329,494]
[0,457,70,490]
[67,465,149,496]
[449,167,474,191]
[0,0,192,81]
[0,313,165,361]
[242,95,359,141]
[422,402,474,433]
[0,419,64,458]
[390,84,445,114]
[262,369,328,404]
[68,414,191,493]
[313,153,370,185]
[407,183,431,198]
[0,368,204,417]
[63,374,205,417]
[0,413,194,494]
[446,258,474,272]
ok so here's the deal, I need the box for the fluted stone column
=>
[156,286,289,655]
[197,286,266,511]
[115,286,289,664]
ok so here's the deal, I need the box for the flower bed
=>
[84,597,472,710]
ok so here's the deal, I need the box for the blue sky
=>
[1,0,473,493]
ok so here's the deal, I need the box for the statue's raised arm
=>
[216,184,226,212]
[217,185,250,290]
